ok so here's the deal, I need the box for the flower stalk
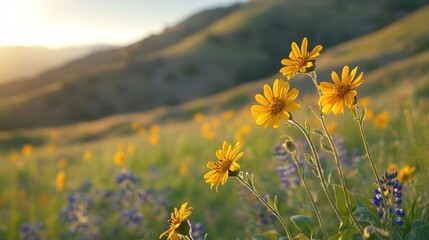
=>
[235,173,293,240]
[354,104,389,212]
[308,71,363,234]
[287,119,345,225]
[289,147,328,239]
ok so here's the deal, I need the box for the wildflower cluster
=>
[59,181,100,239]
[372,171,405,225]
[20,223,45,240]
[195,37,424,239]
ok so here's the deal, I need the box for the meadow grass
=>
[0,88,427,239]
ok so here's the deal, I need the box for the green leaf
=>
[304,117,311,134]
[363,226,390,239]
[294,233,310,240]
[333,185,357,217]
[354,194,379,218]
[252,230,278,240]
[304,153,317,169]
[360,108,367,121]
[328,227,358,240]
[267,195,279,212]
[405,220,429,239]
[310,107,321,119]
[290,215,316,238]
[312,129,325,137]
[320,137,333,153]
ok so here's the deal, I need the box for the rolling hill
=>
[0,4,428,150]
[0,0,427,130]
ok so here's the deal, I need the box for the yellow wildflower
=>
[114,152,126,165]
[131,121,141,129]
[251,79,300,128]
[359,97,371,107]
[193,112,205,122]
[374,112,389,128]
[179,165,189,177]
[398,165,416,183]
[365,109,374,120]
[45,143,56,153]
[159,202,192,240]
[127,144,136,154]
[327,121,338,133]
[204,141,243,192]
[222,110,235,120]
[149,134,160,145]
[387,163,397,173]
[10,152,20,162]
[22,144,33,156]
[318,66,364,115]
[83,151,93,161]
[55,171,66,192]
[280,37,323,79]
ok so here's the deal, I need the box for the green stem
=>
[288,119,344,224]
[235,175,293,239]
[355,105,388,214]
[291,152,328,239]
[319,115,363,234]
[308,71,363,233]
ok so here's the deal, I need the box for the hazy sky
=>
[0,0,245,48]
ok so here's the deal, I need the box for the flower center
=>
[215,159,232,173]
[334,83,350,97]
[296,56,309,68]
[269,98,286,115]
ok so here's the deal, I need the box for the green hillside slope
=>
[0,0,426,130]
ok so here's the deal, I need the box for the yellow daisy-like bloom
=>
[280,37,323,79]
[318,66,364,115]
[204,141,243,192]
[374,112,390,129]
[55,171,66,192]
[251,79,300,128]
[159,202,192,240]
[398,165,416,184]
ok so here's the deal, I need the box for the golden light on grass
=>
[57,158,67,168]
[251,79,300,128]
[318,66,364,115]
[280,37,323,79]
[159,202,192,240]
[204,141,243,192]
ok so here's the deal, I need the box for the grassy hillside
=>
[0,0,426,130]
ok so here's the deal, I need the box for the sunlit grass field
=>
[0,87,428,239]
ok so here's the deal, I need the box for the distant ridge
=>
[0,45,115,83]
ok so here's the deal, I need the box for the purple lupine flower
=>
[20,223,44,240]
[191,222,205,240]
[372,170,405,225]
